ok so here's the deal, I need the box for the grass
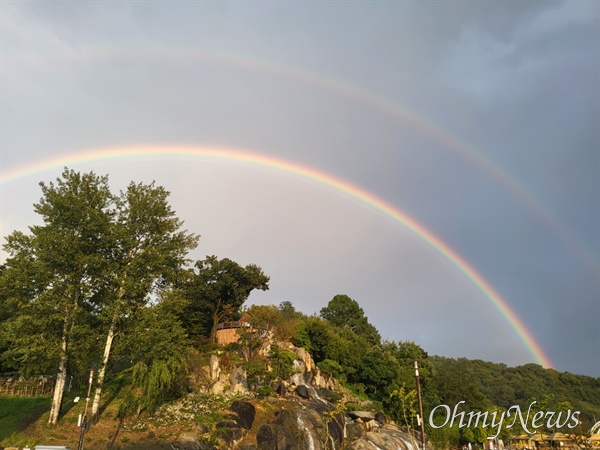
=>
[0,377,259,449]
[0,395,51,441]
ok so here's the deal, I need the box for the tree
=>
[179,256,269,341]
[0,169,199,424]
[1,169,114,424]
[320,294,381,345]
[90,180,198,420]
[115,291,191,416]
[357,345,400,396]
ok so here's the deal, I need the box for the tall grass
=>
[0,395,51,441]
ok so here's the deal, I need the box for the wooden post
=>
[414,360,426,450]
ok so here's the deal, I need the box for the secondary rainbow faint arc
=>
[6,45,596,274]
[0,145,553,368]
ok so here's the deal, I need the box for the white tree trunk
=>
[48,320,69,425]
[90,318,116,421]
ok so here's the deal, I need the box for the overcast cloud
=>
[1,1,598,376]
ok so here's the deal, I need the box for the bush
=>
[317,359,344,379]
[269,346,297,380]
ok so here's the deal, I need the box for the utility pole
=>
[414,360,426,450]
[77,370,94,450]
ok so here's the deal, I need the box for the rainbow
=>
[0,144,553,368]
[6,45,596,274]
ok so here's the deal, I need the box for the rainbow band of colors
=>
[1,145,553,368]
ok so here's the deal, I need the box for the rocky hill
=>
[169,342,431,450]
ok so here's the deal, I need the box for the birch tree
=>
[1,169,114,424]
[1,169,198,424]
[90,181,198,420]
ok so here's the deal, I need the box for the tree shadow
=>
[0,396,52,440]
[106,414,124,449]
[98,382,124,418]
[58,395,78,421]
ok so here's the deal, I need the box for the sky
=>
[0,1,598,377]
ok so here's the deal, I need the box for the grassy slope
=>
[0,396,52,441]
[0,376,183,450]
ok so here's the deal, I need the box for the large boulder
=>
[215,420,246,450]
[345,425,431,450]
[229,367,248,393]
[345,421,366,441]
[257,424,293,450]
[316,388,334,402]
[256,408,325,450]
[326,412,345,449]
[346,411,376,422]
[172,432,212,450]
[296,384,311,399]
[229,400,256,429]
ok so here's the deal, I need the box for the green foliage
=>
[0,169,114,376]
[389,384,418,429]
[290,319,312,351]
[317,359,344,378]
[179,256,269,340]
[279,301,303,321]
[243,304,301,342]
[268,346,297,380]
[429,356,600,431]
[115,292,191,415]
[320,294,380,345]
[299,316,365,378]
[357,345,400,397]
[0,169,200,423]
[426,421,460,450]
[243,357,272,391]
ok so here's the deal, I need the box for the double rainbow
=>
[0,144,553,368]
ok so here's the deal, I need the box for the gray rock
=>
[215,421,246,450]
[316,388,334,402]
[256,425,277,450]
[296,384,311,399]
[345,421,365,441]
[172,432,202,450]
[229,367,248,392]
[346,425,429,450]
[258,408,326,450]
[257,422,299,450]
[375,411,387,425]
[229,400,256,429]
[326,412,345,449]
[346,411,376,422]
[275,382,287,397]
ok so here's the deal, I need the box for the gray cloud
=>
[1,1,597,376]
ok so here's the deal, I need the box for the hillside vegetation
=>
[1,170,598,449]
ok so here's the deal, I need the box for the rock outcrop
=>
[187,340,432,450]
[257,408,326,450]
